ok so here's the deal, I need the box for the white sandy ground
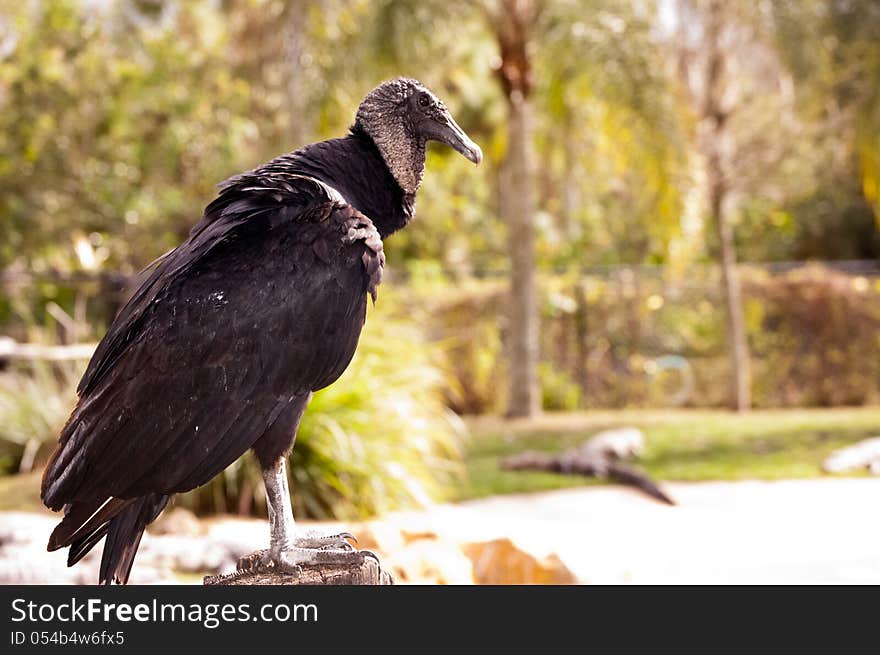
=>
[3,479,878,584]
[375,478,880,584]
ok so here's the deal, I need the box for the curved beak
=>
[426,112,483,165]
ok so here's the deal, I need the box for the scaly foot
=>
[293,531,357,551]
[236,531,377,575]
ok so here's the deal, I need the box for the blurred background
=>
[0,0,879,584]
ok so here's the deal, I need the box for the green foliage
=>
[415,278,507,415]
[0,0,258,271]
[421,265,880,411]
[0,359,82,474]
[772,0,880,255]
[2,0,877,277]
[746,266,880,407]
[538,363,581,411]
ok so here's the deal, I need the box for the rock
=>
[385,539,474,585]
[0,530,176,585]
[0,549,96,585]
[0,512,57,547]
[137,534,230,573]
[462,538,577,585]
[148,507,204,537]
[203,517,268,556]
[354,522,406,553]
[822,437,880,474]
[400,528,439,544]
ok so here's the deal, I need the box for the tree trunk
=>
[573,281,589,402]
[709,170,751,411]
[204,550,393,585]
[503,92,540,417]
[493,0,541,418]
[704,0,752,412]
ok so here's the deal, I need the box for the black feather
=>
[99,494,169,585]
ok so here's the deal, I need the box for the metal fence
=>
[418,261,880,410]
[2,260,879,409]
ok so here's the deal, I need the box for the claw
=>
[234,544,379,577]
[235,529,369,576]
[359,550,380,564]
[295,531,357,551]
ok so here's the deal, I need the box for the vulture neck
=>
[286,126,416,238]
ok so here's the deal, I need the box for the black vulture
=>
[40,78,482,584]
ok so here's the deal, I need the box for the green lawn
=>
[456,408,880,500]
[2,408,879,511]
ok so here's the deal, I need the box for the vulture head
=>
[355,77,482,195]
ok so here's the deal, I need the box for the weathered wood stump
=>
[204,549,393,585]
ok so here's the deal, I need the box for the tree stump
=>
[204,549,393,585]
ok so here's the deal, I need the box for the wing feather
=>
[42,179,383,510]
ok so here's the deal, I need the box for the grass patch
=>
[1,409,879,512]
[0,472,46,513]
[456,408,880,500]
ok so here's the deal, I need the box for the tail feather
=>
[48,497,130,552]
[47,494,169,585]
[67,523,110,567]
[99,494,169,585]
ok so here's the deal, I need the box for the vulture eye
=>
[418,93,431,108]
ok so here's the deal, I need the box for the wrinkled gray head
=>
[355,78,482,195]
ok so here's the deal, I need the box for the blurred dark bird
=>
[502,428,676,506]
[41,78,482,584]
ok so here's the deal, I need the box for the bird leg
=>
[264,456,296,554]
[237,457,374,575]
